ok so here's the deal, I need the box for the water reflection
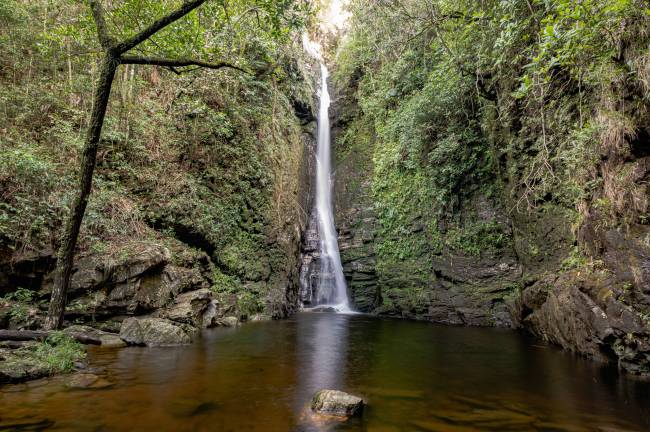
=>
[295,313,350,429]
[0,314,649,431]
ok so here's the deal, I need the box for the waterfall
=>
[313,63,349,311]
[298,34,351,312]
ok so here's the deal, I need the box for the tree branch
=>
[88,0,115,48]
[115,0,209,54]
[120,55,250,74]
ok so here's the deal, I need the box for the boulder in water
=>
[311,389,364,417]
[163,288,212,327]
[119,317,194,347]
[99,333,127,348]
[214,316,239,327]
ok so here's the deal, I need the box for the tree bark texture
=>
[45,53,118,330]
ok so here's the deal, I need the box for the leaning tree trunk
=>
[45,53,119,330]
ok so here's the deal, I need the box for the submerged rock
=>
[311,389,364,417]
[119,317,194,347]
[65,373,112,389]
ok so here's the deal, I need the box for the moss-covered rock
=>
[311,389,364,418]
[0,333,86,384]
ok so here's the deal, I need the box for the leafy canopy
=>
[52,0,312,70]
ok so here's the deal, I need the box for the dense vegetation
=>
[1,0,315,328]
[332,0,650,371]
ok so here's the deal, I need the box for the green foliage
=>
[236,291,265,320]
[0,0,313,317]
[211,268,243,294]
[50,0,311,76]
[3,288,35,324]
[334,0,650,314]
[34,332,86,373]
[4,287,33,303]
[560,246,589,271]
[0,145,64,245]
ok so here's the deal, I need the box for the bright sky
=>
[320,0,350,31]
[303,0,350,60]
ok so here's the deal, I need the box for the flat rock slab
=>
[311,389,364,417]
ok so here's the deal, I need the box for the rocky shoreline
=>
[0,243,267,385]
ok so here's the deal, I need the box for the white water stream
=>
[313,63,349,311]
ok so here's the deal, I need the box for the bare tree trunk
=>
[45,53,119,330]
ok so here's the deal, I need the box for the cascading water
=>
[298,34,351,312]
[312,63,349,311]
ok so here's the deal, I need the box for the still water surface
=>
[1,313,649,431]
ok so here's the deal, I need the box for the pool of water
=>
[1,313,649,431]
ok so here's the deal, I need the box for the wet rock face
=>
[514,200,650,374]
[337,208,379,313]
[518,270,650,374]
[299,213,322,307]
[334,171,519,326]
[311,389,364,417]
[34,244,211,323]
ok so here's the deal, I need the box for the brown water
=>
[1,313,649,431]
